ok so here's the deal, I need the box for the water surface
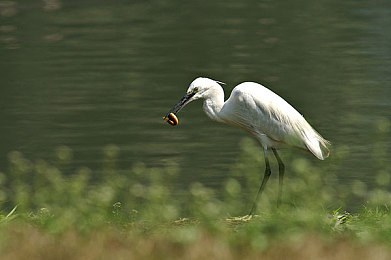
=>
[0,0,390,201]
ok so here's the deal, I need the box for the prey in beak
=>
[163,91,196,126]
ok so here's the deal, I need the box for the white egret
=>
[163,77,330,215]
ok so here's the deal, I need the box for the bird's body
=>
[200,80,329,160]
[164,77,330,215]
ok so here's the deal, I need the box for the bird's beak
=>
[164,91,196,119]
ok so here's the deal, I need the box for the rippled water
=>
[0,0,390,196]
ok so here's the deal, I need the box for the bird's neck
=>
[202,87,225,123]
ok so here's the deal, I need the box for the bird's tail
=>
[302,128,330,160]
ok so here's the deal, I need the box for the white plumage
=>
[219,81,330,160]
[165,77,330,215]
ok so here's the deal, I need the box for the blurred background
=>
[0,0,390,205]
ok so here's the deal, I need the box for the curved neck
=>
[202,86,225,122]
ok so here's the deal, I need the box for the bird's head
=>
[163,77,224,119]
[186,77,224,100]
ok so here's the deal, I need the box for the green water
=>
[0,0,390,193]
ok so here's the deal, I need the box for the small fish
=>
[163,112,179,126]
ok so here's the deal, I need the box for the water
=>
[0,0,390,194]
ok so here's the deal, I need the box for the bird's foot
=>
[226,214,256,223]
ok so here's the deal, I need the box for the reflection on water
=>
[43,0,62,12]
[0,0,18,49]
[0,0,390,202]
[0,1,17,17]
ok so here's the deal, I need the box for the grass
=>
[0,119,390,259]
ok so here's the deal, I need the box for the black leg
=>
[272,148,285,207]
[249,149,271,215]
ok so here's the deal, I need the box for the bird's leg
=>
[249,149,271,216]
[272,148,285,207]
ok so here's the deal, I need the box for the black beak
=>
[164,92,196,119]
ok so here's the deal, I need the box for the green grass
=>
[0,119,390,259]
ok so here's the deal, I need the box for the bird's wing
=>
[223,84,303,143]
[222,83,329,158]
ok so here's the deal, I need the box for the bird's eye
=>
[193,87,199,93]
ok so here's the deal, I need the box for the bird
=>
[163,77,330,215]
